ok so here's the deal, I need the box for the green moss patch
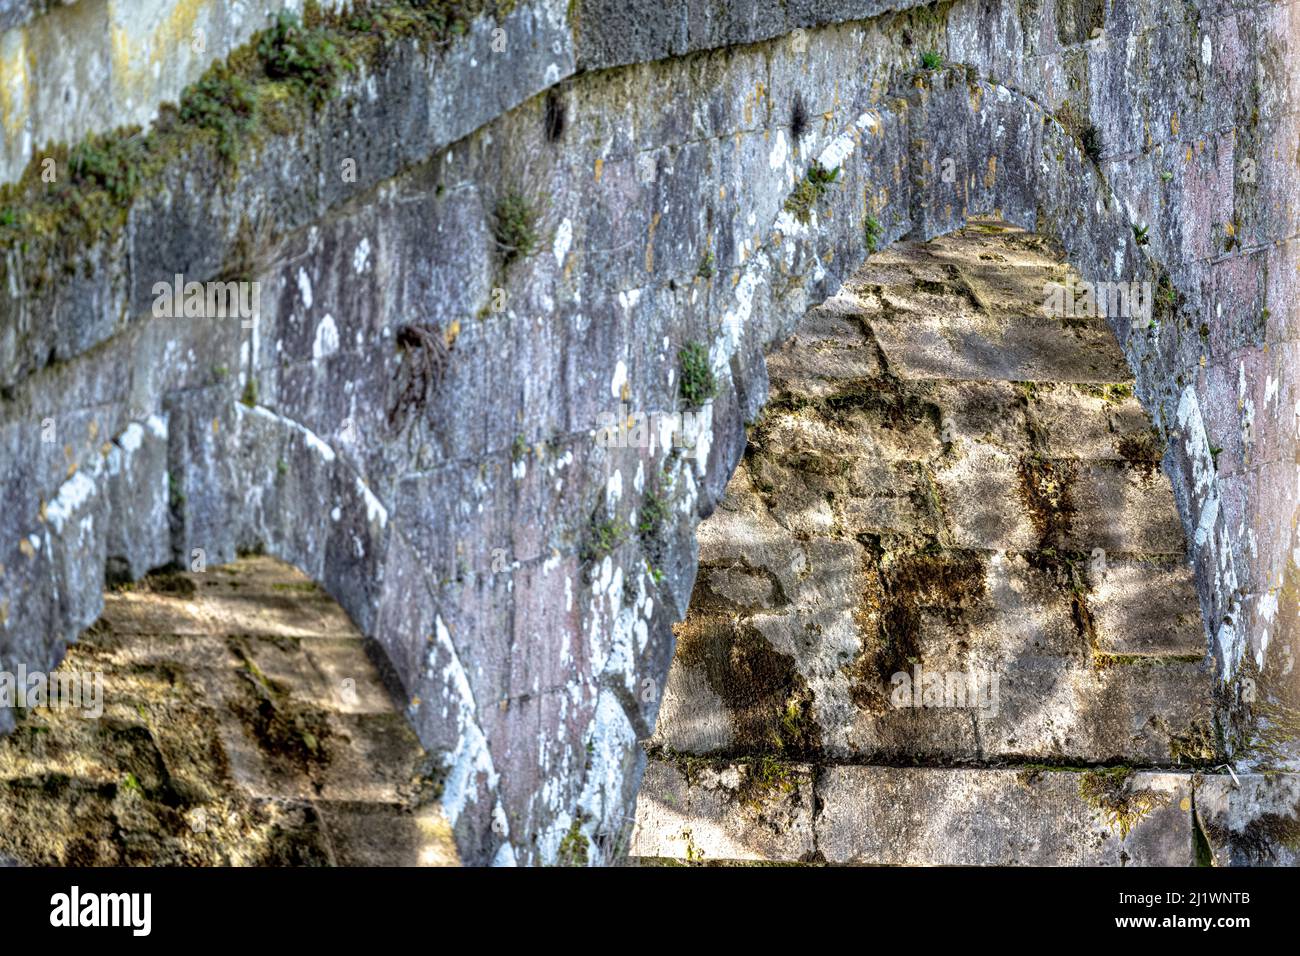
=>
[678,341,717,408]
[258,10,350,102]
[581,509,629,564]
[864,214,883,252]
[674,607,821,756]
[783,161,840,225]
[492,191,541,266]
[1079,767,1164,838]
[0,1,500,300]
[557,816,590,866]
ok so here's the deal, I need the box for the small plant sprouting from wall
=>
[1079,767,1165,839]
[581,509,629,564]
[864,214,883,253]
[784,161,841,225]
[557,816,590,866]
[492,191,541,266]
[168,473,186,511]
[1133,223,1149,246]
[68,131,149,204]
[1224,217,1243,253]
[257,10,349,105]
[179,65,259,163]
[697,250,715,279]
[638,471,674,579]
[343,1,477,42]
[920,50,943,70]
[678,342,717,409]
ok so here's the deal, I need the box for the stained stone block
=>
[860,239,1137,380]
[630,759,816,862]
[932,446,1039,550]
[313,712,430,803]
[1195,774,1300,867]
[977,657,1215,764]
[1064,461,1186,553]
[838,461,941,537]
[907,550,1083,662]
[99,580,355,639]
[301,638,397,716]
[828,648,1214,765]
[647,661,734,754]
[817,767,1195,866]
[1090,558,1208,658]
[766,311,881,402]
[316,801,459,867]
[1031,385,1152,461]
[932,380,1032,456]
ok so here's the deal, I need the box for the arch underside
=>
[633,220,1235,865]
[0,554,457,866]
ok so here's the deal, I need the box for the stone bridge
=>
[0,0,1296,864]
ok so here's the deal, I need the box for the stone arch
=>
[0,319,506,858]
[633,218,1221,864]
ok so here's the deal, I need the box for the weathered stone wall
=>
[0,0,1295,864]
[0,1,332,185]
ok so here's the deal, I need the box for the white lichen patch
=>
[296,268,314,310]
[432,615,503,831]
[44,472,97,535]
[606,468,623,507]
[352,237,372,274]
[769,128,788,170]
[553,217,573,267]
[313,314,340,360]
[610,359,628,399]
[356,477,388,529]
[240,404,336,463]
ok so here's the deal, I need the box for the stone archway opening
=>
[0,554,457,866]
[631,219,1232,865]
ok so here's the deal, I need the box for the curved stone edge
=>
[0,1,571,189]
[0,1,961,193]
